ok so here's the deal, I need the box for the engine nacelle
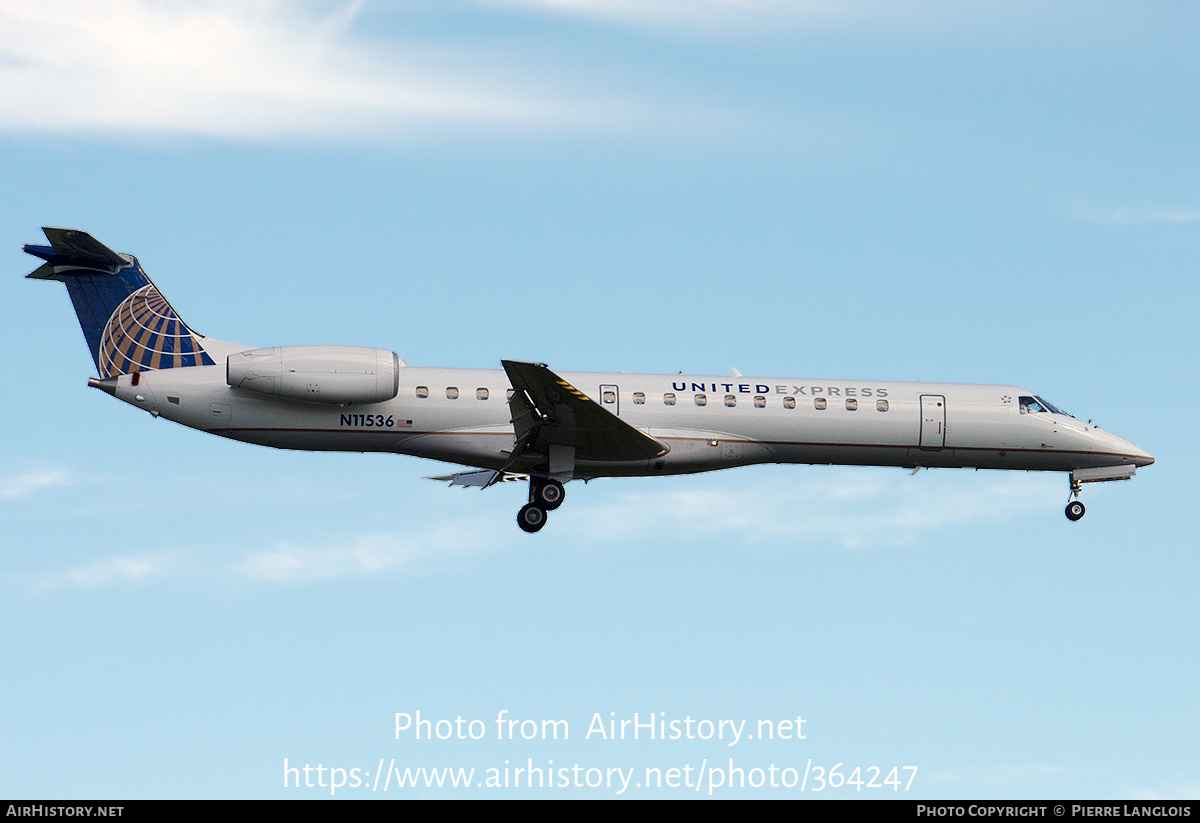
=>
[227,346,400,405]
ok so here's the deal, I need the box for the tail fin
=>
[25,228,215,377]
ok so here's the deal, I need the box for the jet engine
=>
[227,346,400,405]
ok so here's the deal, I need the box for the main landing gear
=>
[517,478,566,533]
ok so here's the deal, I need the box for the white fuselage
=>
[107,363,1153,479]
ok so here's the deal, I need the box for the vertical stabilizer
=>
[25,228,215,377]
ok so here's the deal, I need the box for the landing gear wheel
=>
[535,480,566,511]
[518,503,548,533]
[1065,500,1086,521]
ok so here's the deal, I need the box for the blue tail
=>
[25,228,215,378]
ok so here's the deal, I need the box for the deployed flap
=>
[427,469,524,488]
[501,360,668,462]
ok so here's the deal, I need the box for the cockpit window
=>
[1020,395,1072,417]
[1035,395,1071,417]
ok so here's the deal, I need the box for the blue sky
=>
[1,0,1196,799]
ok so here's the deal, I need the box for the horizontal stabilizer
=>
[25,227,128,276]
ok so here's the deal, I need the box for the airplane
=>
[25,227,1154,533]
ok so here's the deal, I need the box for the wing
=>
[501,361,669,471]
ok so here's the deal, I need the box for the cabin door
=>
[599,384,620,416]
[919,395,946,450]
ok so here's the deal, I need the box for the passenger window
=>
[877,399,889,412]
[695,393,707,407]
[476,388,488,400]
[506,389,515,400]
[783,396,796,410]
[416,386,429,398]
[814,397,827,410]
[633,392,645,405]
[846,398,858,411]
[754,395,766,408]
[446,387,459,400]
[664,393,676,406]
[724,394,736,407]
[602,390,616,404]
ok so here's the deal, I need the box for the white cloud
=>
[233,522,498,583]
[1127,782,1200,801]
[0,0,630,139]
[485,0,847,30]
[34,551,182,590]
[0,467,72,500]
[926,762,1093,792]
[931,765,1200,800]
[229,470,1051,584]
[15,470,1049,589]
[1075,201,1200,225]
[571,470,1051,548]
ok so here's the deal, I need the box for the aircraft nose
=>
[1103,429,1154,467]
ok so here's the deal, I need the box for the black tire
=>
[536,480,566,511]
[1065,501,1086,521]
[518,503,548,533]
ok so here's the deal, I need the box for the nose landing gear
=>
[1064,464,1138,521]
[1065,474,1086,521]
[516,478,567,533]
[1065,499,1086,521]
[1070,467,1089,518]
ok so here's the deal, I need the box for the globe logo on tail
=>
[97,284,213,377]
